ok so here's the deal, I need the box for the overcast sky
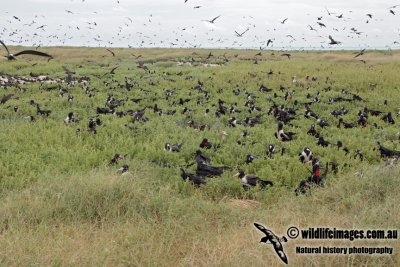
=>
[1,0,400,49]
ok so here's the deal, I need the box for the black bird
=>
[235,170,273,189]
[281,18,288,24]
[194,150,211,165]
[180,168,205,186]
[165,143,182,152]
[329,162,339,174]
[246,154,257,164]
[317,136,330,147]
[354,149,364,161]
[317,22,326,27]
[196,163,228,177]
[338,118,356,128]
[377,142,400,158]
[307,124,319,137]
[228,117,238,127]
[275,122,296,141]
[101,66,119,78]
[88,117,101,134]
[64,112,75,125]
[109,153,125,165]
[203,15,221,24]
[1,40,53,61]
[266,144,276,158]
[325,7,335,16]
[336,140,343,150]
[381,112,395,124]
[317,118,329,128]
[299,147,313,164]
[253,223,288,264]
[390,10,395,15]
[235,28,249,37]
[118,165,130,175]
[354,48,365,58]
[36,104,51,117]
[281,53,291,60]
[295,179,311,195]
[0,94,13,104]
[308,160,329,185]
[199,138,212,149]
[364,107,382,116]
[194,150,229,177]
[328,35,341,45]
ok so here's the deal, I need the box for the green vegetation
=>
[0,48,399,266]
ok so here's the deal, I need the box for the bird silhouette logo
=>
[254,223,288,264]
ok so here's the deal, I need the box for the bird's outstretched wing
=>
[254,223,271,235]
[0,40,10,55]
[106,48,115,56]
[246,176,259,186]
[254,223,288,264]
[13,50,53,58]
[110,66,119,74]
[354,49,365,58]
[211,15,221,23]
[272,245,288,264]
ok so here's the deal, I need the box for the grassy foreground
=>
[0,48,399,266]
[0,162,399,266]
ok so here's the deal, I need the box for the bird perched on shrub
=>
[299,147,313,164]
[274,122,296,141]
[235,170,273,189]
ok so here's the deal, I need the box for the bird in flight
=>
[328,35,341,45]
[254,223,288,264]
[308,25,318,32]
[0,40,53,61]
[354,48,365,58]
[325,7,335,16]
[235,28,249,37]
[390,9,396,15]
[106,48,115,57]
[203,15,221,24]
[281,18,288,24]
